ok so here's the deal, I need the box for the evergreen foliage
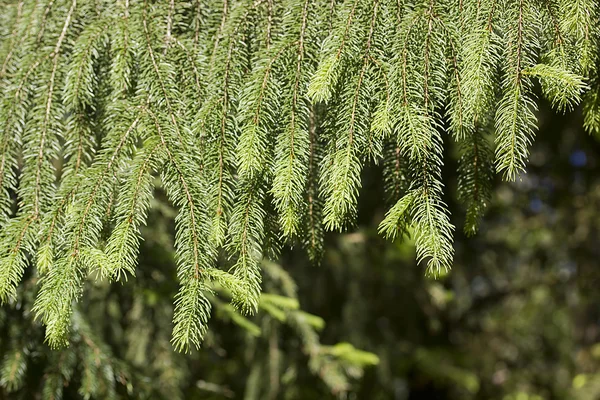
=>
[0,0,599,352]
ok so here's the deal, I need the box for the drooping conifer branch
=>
[0,0,598,350]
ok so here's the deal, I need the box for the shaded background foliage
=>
[2,98,600,400]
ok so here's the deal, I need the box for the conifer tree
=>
[0,0,599,355]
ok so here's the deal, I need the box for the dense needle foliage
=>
[0,0,599,356]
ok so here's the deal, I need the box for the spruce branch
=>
[321,0,381,231]
[0,0,598,349]
[271,0,312,237]
[494,0,539,181]
[104,139,164,281]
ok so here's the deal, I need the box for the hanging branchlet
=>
[270,0,314,237]
[317,0,387,231]
[557,0,599,77]
[379,0,455,275]
[301,105,326,261]
[0,0,597,349]
[456,127,494,236]
[451,0,499,234]
[494,0,540,181]
[227,176,267,314]
[104,138,165,280]
[584,83,600,136]
[33,102,144,348]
